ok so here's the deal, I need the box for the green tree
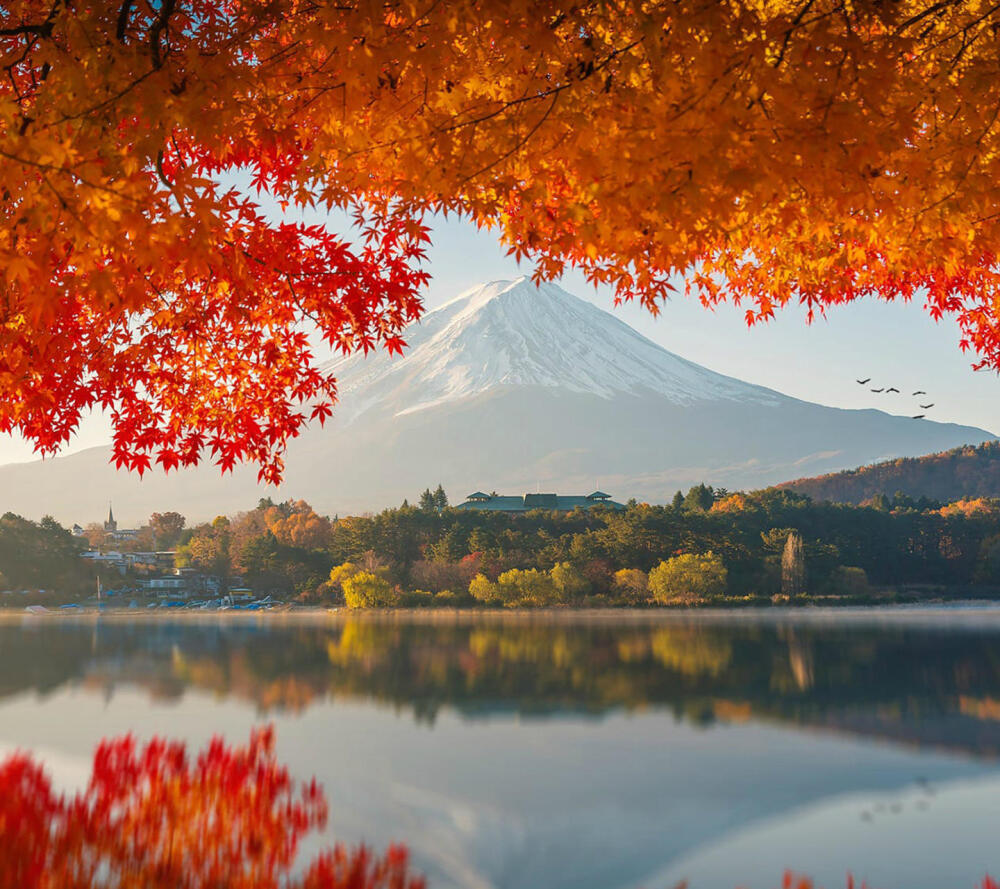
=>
[671,491,685,510]
[870,493,891,512]
[683,484,715,512]
[648,552,728,604]
[829,565,871,597]
[550,562,591,601]
[418,488,436,512]
[433,485,449,510]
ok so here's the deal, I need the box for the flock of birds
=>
[856,377,935,418]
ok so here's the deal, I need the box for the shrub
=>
[648,552,727,604]
[434,590,461,607]
[468,573,500,604]
[409,557,481,593]
[496,568,558,607]
[342,572,399,608]
[830,565,871,597]
[399,589,434,607]
[328,560,360,595]
[611,568,648,603]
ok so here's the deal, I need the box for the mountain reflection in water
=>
[4,612,1000,889]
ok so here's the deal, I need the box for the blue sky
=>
[1,212,996,466]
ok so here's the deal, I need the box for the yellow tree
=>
[5,1,1000,479]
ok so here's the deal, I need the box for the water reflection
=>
[5,613,1000,757]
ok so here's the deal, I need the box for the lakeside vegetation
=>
[6,482,1000,607]
[176,486,1000,606]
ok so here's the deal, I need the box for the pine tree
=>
[672,491,685,510]
[781,531,806,597]
[433,484,448,509]
[418,488,436,512]
[683,484,715,512]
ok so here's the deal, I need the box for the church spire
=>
[104,502,117,534]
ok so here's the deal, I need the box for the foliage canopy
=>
[5,1,1000,477]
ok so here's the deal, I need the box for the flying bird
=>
[919,403,934,409]
[886,387,900,393]
[857,378,871,384]
[871,387,885,392]
[912,414,926,419]
[912,390,926,395]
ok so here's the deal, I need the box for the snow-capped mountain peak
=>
[329,277,781,421]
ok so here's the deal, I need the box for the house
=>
[138,576,190,597]
[454,490,625,512]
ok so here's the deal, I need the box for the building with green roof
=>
[455,491,625,513]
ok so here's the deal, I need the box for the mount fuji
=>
[0,278,995,524]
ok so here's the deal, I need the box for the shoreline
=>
[5,601,1000,627]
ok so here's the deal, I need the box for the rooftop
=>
[455,491,625,513]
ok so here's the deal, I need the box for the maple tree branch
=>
[116,0,136,42]
[149,0,177,69]
[0,0,62,42]
[459,90,560,186]
[0,148,140,202]
[771,0,818,69]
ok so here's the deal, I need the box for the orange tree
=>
[5,1,1000,479]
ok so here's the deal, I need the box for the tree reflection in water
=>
[3,616,1000,887]
[0,728,995,889]
[4,616,1000,752]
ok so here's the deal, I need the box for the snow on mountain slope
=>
[0,277,996,524]
[328,277,782,422]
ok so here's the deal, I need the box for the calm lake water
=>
[2,608,1000,888]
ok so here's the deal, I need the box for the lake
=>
[2,608,1000,889]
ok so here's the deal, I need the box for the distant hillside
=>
[779,441,1000,504]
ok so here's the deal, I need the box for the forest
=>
[5,484,1000,605]
[782,441,1000,505]
[169,486,1000,606]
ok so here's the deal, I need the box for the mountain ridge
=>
[779,440,1000,504]
[326,277,784,423]
[0,279,995,525]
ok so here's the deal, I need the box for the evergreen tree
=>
[870,493,890,512]
[418,488,436,512]
[683,484,715,512]
[672,490,685,510]
[433,484,449,509]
